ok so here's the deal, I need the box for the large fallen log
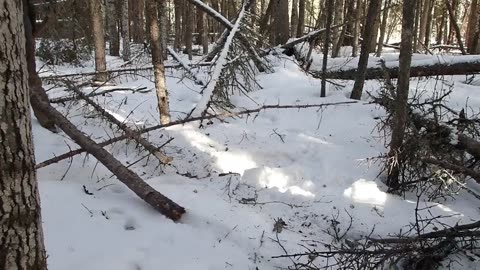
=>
[30,91,185,221]
[314,60,480,80]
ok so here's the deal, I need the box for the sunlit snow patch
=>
[344,179,387,206]
[243,167,315,197]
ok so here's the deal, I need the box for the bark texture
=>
[297,0,305,37]
[350,0,381,100]
[0,1,48,269]
[146,0,171,124]
[89,0,108,81]
[387,0,416,189]
[24,0,57,132]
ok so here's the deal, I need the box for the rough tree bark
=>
[387,0,416,190]
[24,0,57,132]
[1,1,48,269]
[467,0,479,53]
[291,0,299,38]
[174,0,183,51]
[184,0,194,59]
[350,0,381,100]
[146,0,171,124]
[130,0,145,43]
[197,4,209,54]
[108,0,120,56]
[297,0,305,37]
[352,0,361,57]
[274,0,290,45]
[331,0,344,58]
[119,0,131,61]
[89,0,108,81]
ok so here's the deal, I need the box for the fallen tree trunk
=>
[315,60,480,80]
[40,64,212,81]
[30,91,185,221]
[68,83,172,164]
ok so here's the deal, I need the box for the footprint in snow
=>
[124,217,139,231]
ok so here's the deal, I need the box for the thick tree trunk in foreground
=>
[90,0,108,81]
[350,0,381,100]
[1,1,48,269]
[146,0,171,124]
[387,0,416,190]
[30,92,185,220]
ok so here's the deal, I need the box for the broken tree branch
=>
[67,82,172,164]
[167,47,204,85]
[30,91,185,220]
[36,101,357,168]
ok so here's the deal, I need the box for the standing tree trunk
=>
[184,1,194,59]
[352,0,362,57]
[272,0,290,45]
[158,0,169,60]
[291,0,299,38]
[386,0,415,190]
[119,0,131,61]
[108,0,120,56]
[174,0,183,51]
[445,0,466,54]
[350,0,381,100]
[297,0,305,37]
[321,0,335,97]
[376,0,390,56]
[467,0,479,53]
[331,0,344,58]
[146,0,171,124]
[23,0,57,132]
[1,1,48,269]
[197,5,209,54]
[131,0,145,43]
[418,0,431,51]
[90,0,108,81]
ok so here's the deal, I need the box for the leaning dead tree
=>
[190,0,249,118]
[187,0,267,72]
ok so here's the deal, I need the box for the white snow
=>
[33,47,480,270]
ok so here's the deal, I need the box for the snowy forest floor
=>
[35,48,480,270]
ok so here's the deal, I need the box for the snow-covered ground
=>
[35,51,480,269]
